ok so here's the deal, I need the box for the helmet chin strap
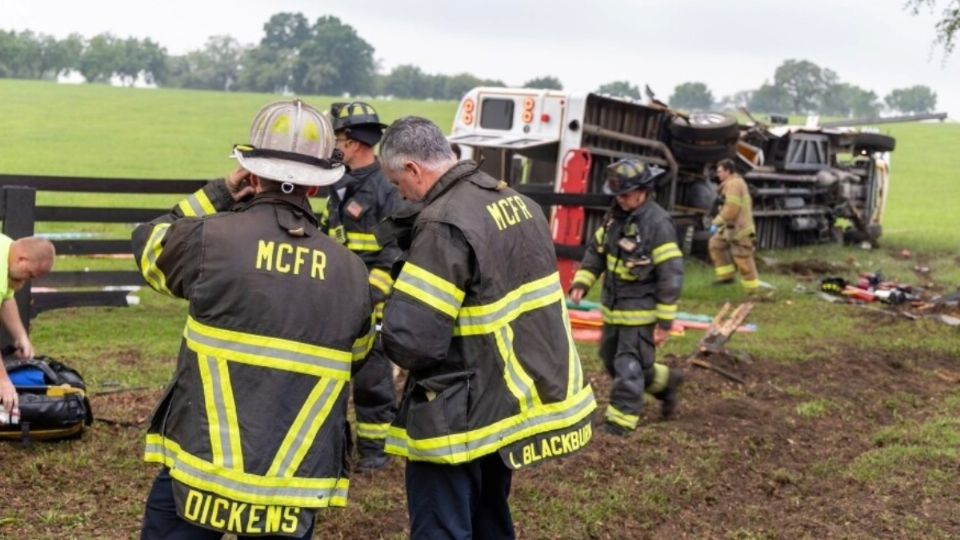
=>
[281,182,295,194]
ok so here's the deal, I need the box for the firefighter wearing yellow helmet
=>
[323,101,406,472]
[134,99,375,539]
[569,158,685,435]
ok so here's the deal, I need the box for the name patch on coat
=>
[255,240,326,279]
[486,195,534,231]
[499,418,593,470]
[173,484,314,537]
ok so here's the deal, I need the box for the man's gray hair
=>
[379,116,457,173]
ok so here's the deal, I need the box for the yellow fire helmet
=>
[232,99,346,187]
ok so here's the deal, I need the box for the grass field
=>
[1,79,959,538]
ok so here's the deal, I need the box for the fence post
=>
[1,186,37,339]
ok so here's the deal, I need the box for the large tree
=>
[669,82,714,110]
[596,80,641,99]
[821,83,881,118]
[523,76,563,90]
[296,15,376,95]
[382,64,431,98]
[906,0,960,56]
[78,33,120,83]
[747,83,790,114]
[773,59,836,114]
[884,85,938,113]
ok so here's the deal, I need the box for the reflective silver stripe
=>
[394,271,462,317]
[272,380,339,477]
[185,326,351,378]
[146,441,348,502]
[387,390,595,460]
[141,223,172,295]
[205,355,237,469]
[184,194,205,217]
[496,327,535,411]
[456,280,562,333]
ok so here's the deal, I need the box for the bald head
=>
[8,236,55,290]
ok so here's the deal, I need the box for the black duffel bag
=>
[1,353,94,442]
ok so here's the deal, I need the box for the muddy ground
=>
[2,340,958,539]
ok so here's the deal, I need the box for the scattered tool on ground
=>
[685,302,754,384]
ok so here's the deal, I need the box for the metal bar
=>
[820,112,947,128]
[34,207,167,223]
[754,208,829,217]
[30,290,131,319]
[51,239,133,256]
[0,175,207,194]
[744,172,820,183]
[34,271,143,288]
[581,123,679,211]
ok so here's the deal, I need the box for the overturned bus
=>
[447,87,893,289]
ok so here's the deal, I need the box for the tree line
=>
[0,14,944,115]
[662,59,938,117]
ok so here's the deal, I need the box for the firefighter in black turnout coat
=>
[134,100,375,539]
[569,159,684,435]
[323,102,405,471]
[377,117,595,539]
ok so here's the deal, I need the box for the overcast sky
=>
[6,0,958,116]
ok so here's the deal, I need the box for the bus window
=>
[480,98,515,130]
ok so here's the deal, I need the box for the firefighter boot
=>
[655,370,684,420]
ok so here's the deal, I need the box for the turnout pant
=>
[353,344,397,458]
[406,452,515,540]
[709,233,759,291]
[141,468,316,540]
[599,324,670,431]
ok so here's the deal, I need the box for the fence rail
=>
[0,174,603,328]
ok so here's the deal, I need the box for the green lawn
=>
[1,80,959,538]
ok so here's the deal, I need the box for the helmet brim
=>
[234,149,345,187]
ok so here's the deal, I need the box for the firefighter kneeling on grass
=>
[377,117,596,539]
[133,100,375,539]
[568,159,684,436]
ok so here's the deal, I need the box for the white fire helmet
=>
[232,99,345,187]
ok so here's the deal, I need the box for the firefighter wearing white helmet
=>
[569,159,685,435]
[323,101,406,472]
[134,99,375,539]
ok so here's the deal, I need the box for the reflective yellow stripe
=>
[560,300,584,399]
[393,263,465,319]
[572,269,597,289]
[605,405,639,430]
[647,364,670,395]
[345,232,380,252]
[267,379,344,478]
[493,325,542,412]
[145,435,350,507]
[384,385,596,463]
[198,354,243,471]
[606,254,637,281]
[184,317,353,380]
[373,302,384,321]
[742,278,760,291]
[178,188,218,218]
[357,422,391,440]
[600,306,656,326]
[352,318,376,362]
[593,226,606,250]
[715,264,736,277]
[455,273,563,336]
[139,223,173,296]
[655,303,678,321]
[652,242,682,264]
[369,268,394,295]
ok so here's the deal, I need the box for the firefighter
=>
[708,158,762,295]
[133,100,375,540]
[323,101,404,471]
[568,159,684,436]
[378,117,595,539]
